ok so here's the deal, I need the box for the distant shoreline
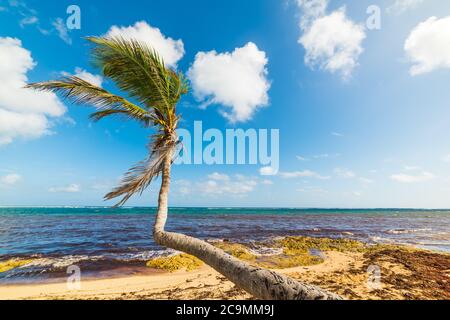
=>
[2,206,450,210]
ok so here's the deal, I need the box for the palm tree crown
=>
[27,36,189,206]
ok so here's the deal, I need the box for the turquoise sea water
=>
[0,207,449,283]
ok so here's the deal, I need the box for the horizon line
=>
[0,206,449,211]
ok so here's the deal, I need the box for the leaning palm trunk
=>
[154,151,342,300]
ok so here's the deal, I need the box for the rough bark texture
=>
[153,152,343,300]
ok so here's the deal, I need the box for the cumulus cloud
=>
[405,16,450,76]
[404,165,421,171]
[261,179,274,185]
[63,67,103,87]
[0,173,22,185]
[49,184,80,193]
[259,166,278,176]
[334,168,356,179]
[175,174,269,197]
[208,172,230,181]
[297,186,328,194]
[0,37,65,145]
[105,21,184,68]
[390,172,435,183]
[387,0,425,14]
[188,42,270,122]
[279,170,330,180]
[296,0,366,79]
[201,178,257,195]
[359,177,374,184]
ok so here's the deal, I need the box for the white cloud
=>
[173,180,192,195]
[297,1,366,79]
[176,174,268,197]
[296,0,328,29]
[279,170,330,180]
[208,172,230,181]
[297,186,328,193]
[387,0,425,14]
[313,153,337,159]
[49,184,80,193]
[19,16,38,28]
[259,166,277,176]
[188,42,270,122]
[442,155,450,163]
[261,179,274,185]
[334,168,356,179]
[63,67,103,87]
[390,172,435,183]
[405,16,450,76]
[404,165,421,171]
[201,179,256,195]
[52,18,71,45]
[200,175,259,196]
[105,21,184,68]
[0,173,21,185]
[296,153,339,161]
[359,177,373,184]
[331,131,344,137]
[0,37,66,145]
[4,1,70,41]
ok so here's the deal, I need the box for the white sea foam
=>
[386,228,432,235]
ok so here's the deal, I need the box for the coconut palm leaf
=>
[86,36,187,127]
[104,133,178,206]
[26,76,154,125]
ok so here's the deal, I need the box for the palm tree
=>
[27,37,341,300]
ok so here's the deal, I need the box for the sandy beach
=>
[1,243,448,300]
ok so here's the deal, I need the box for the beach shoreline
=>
[1,239,448,300]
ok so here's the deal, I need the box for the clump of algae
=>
[0,259,33,273]
[279,236,366,254]
[146,254,203,272]
[214,239,325,269]
[213,242,257,261]
[257,253,323,269]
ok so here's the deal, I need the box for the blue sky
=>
[1,0,450,208]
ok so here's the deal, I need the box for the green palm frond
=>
[26,76,154,125]
[104,134,177,207]
[86,36,187,129]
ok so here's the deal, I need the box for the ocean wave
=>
[386,228,432,235]
[368,236,395,244]
[0,249,175,277]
